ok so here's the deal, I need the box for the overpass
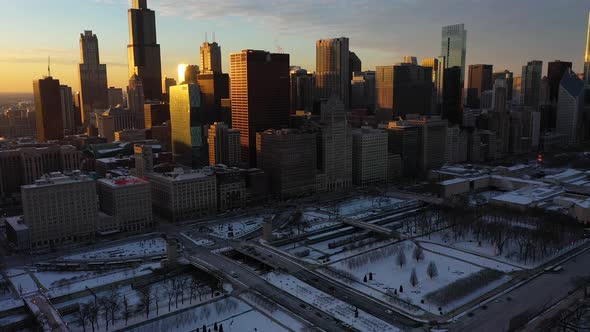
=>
[341,218,396,237]
[24,293,69,332]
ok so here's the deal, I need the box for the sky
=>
[0,0,588,93]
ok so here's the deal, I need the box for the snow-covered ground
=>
[44,262,160,298]
[63,238,167,261]
[208,215,271,239]
[419,242,522,272]
[418,229,585,269]
[325,241,501,314]
[263,271,400,332]
[8,272,38,295]
[127,297,290,332]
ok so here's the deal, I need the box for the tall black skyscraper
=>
[467,64,493,109]
[33,77,64,142]
[547,60,572,103]
[128,0,162,101]
[442,67,463,124]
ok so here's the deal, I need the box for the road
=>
[235,241,419,330]
[176,234,349,332]
[449,247,590,332]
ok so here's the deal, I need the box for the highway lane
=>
[449,247,590,332]
[177,235,350,332]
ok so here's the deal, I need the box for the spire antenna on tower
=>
[48,56,51,77]
[213,32,216,43]
[205,32,208,43]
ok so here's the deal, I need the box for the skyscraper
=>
[290,68,315,112]
[493,70,514,102]
[208,122,241,167]
[33,77,64,142]
[521,60,543,107]
[196,72,230,125]
[547,60,573,103]
[127,0,162,101]
[375,64,433,117]
[60,85,76,135]
[584,12,590,84]
[440,24,467,86]
[556,69,586,144]
[317,97,352,191]
[403,56,418,65]
[349,52,362,73]
[78,30,108,127]
[200,42,222,74]
[169,83,207,167]
[442,66,463,124]
[230,50,290,166]
[467,64,493,109]
[316,37,350,108]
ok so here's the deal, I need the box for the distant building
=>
[78,30,108,126]
[115,128,145,142]
[440,24,467,86]
[162,76,176,95]
[521,60,543,107]
[208,122,241,167]
[290,68,315,112]
[98,176,152,233]
[127,0,162,100]
[127,74,145,114]
[60,85,76,135]
[556,70,586,144]
[493,70,514,102]
[467,64,493,109]
[316,37,350,108]
[148,168,217,222]
[403,56,418,65]
[547,60,572,103]
[22,172,96,249]
[134,144,153,177]
[230,50,290,166]
[351,128,388,186]
[441,66,463,124]
[317,97,352,191]
[196,72,230,125]
[584,12,590,84]
[169,83,208,167]
[33,76,64,142]
[107,87,125,108]
[386,121,418,177]
[206,165,247,212]
[144,102,170,128]
[200,42,222,74]
[256,129,317,197]
[406,115,448,172]
[350,71,375,110]
[375,64,433,117]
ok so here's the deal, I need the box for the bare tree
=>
[177,277,188,305]
[152,285,160,316]
[410,268,418,287]
[87,302,99,332]
[99,296,111,331]
[396,248,407,269]
[108,289,120,327]
[189,278,199,304]
[139,287,152,318]
[76,304,89,332]
[426,261,438,279]
[165,281,175,312]
[122,296,130,326]
[412,246,425,262]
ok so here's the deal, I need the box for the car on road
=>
[385,309,393,314]
[229,271,238,278]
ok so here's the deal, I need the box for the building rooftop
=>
[148,167,214,182]
[492,186,565,206]
[98,175,147,188]
[22,171,91,189]
[4,216,28,232]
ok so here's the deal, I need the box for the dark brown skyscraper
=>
[375,64,433,117]
[78,30,108,126]
[467,64,493,108]
[547,60,572,103]
[128,0,162,101]
[230,50,290,166]
[196,73,230,124]
[33,77,64,142]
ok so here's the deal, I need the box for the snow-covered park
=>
[324,241,508,314]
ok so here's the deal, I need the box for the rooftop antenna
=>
[47,56,51,77]
[213,32,216,43]
[205,32,208,43]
